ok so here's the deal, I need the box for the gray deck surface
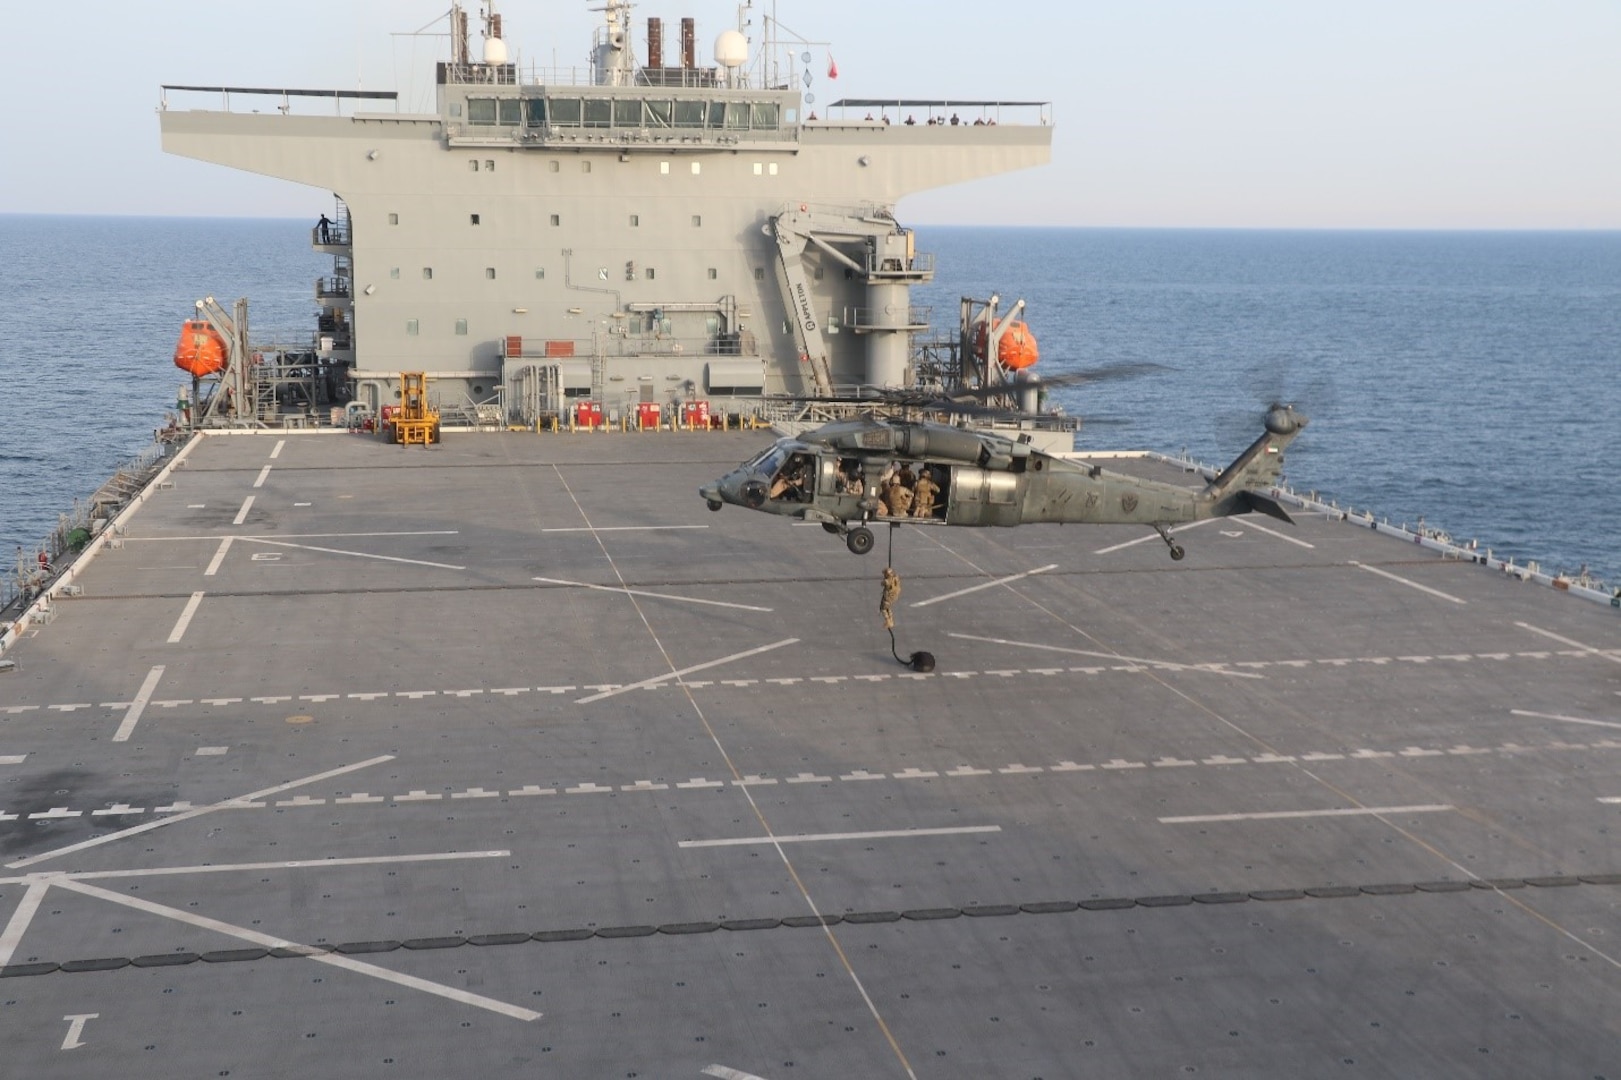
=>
[1,430,1617,1079]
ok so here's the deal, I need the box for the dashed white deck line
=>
[1599,797,1621,805]
[0,755,26,765]
[679,825,1002,848]
[10,734,1621,823]
[576,637,799,704]
[1160,804,1454,824]
[1093,518,1217,554]
[1515,621,1621,665]
[195,746,228,756]
[55,877,541,1022]
[252,465,272,489]
[240,536,466,571]
[533,576,772,613]
[911,564,1058,608]
[540,525,709,533]
[203,536,234,577]
[1511,709,1621,731]
[1242,517,1315,549]
[112,666,166,743]
[4,755,395,870]
[947,633,1261,679]
[166,591,206,644]
[1349,561,1466,604]
[231,496,255,526]
[268,439,285,460]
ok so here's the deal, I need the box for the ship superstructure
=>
[158,2,1051,426]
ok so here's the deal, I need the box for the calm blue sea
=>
[1,216,1617,583]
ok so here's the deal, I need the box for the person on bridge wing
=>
[912,467,939,518]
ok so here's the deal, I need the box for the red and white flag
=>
[827,55,839,79]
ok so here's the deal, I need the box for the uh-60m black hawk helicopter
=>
[700,405,1309,557]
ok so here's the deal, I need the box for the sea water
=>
[1,216,1616,583]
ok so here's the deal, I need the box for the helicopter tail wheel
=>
[706,499,724,512]
[846,526,875,555]
[1152,523,1185,561]
[822,522,841,534]
[741,480,768,509]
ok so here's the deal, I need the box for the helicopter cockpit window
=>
[747,445,787,477]
[768,452,813,502]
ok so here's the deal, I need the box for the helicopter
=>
[699,405,1308,557]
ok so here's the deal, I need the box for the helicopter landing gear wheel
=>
[1152,523,1185,562]
[706,499,723,512]
[822,522,841,534]
[846,526,875,555]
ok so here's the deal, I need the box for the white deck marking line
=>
[55,879,541,1022]
[679,825,1001,848]
[239,537,465,571]
[533,576,772,613]
[0,850,508,887]
[1350,561,1466,604]
[911,564,1058,608]
[541,525,709,533]
[947,633,1261,679]
[1242,517,1315,549]
[1159,804,1453,824]
[703,1067,773,1080]
[5,754,395,869]
[252,465,272,489]
[1600,797,1621,805]
[167,592,206,644]
[125,530,461,542]
[112,666,166,743]
[268,439,285,460]
[231,495,255,526]
[1092,518,1216,554]
[1511,709,1621,731]
[1515,622,1621,665]
[576,638,799,704]
[0,879,52,968]
[203,536,234,577]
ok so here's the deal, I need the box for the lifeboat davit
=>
[973,320,1040,371]
[174,320,228,378]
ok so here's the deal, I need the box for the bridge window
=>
[674,100,705,128]
[549,98,582,125]
[499,99,522,125]
[751,102,780,128]
[583,99,611,128]
[613,99,641,126]
[645,100,673,127]
[708,102,727,128]
[526,98,546,126]
[468,98,497,125]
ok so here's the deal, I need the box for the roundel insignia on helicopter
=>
[1121,494,1139,514]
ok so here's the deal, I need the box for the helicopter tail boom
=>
[1198,406,1308,507]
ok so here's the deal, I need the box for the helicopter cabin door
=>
[946,467,1022,527]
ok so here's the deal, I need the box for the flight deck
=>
[1,430,1617,1078]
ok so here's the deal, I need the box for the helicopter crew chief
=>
[912,468,939,518]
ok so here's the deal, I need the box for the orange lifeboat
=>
[173,320,228,378]
[973,320,1040,371]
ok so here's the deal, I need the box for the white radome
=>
[483,37,510,65]
[714,30,748,68]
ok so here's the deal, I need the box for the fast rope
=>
[878,524,935,673]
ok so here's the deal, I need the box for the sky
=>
[1,0,1616,228]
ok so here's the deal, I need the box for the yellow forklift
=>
[384,372,440,446]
